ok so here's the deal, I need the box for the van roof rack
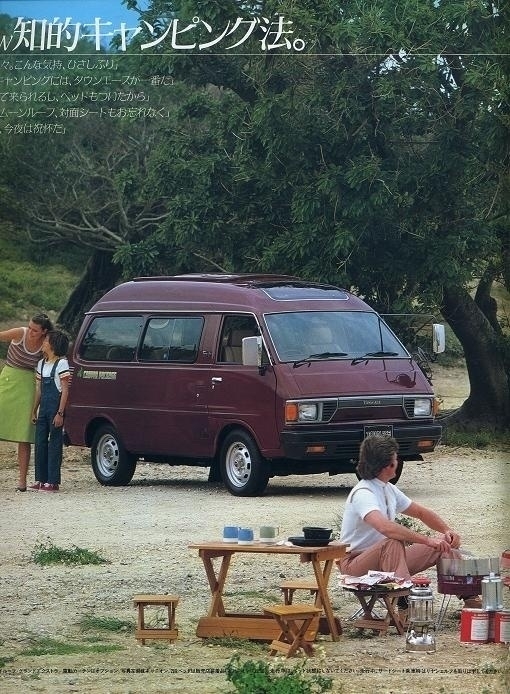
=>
[132,273,331,287]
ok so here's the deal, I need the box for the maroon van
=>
[64,274,444,496]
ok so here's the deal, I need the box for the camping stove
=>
[435,556,500,630]
[437,556,500,596]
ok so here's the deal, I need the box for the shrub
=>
[31,540,108,566]
[224,654,334,694]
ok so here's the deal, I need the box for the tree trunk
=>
[474,266,502,335]
[57,250,121,337]
[440,285,510,430]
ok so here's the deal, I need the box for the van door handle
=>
[211,377,222,383]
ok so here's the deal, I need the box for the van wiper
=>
[351,351,399,365]
[293,351,348,368]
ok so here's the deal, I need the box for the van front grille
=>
[321,402,338,422]
[315,396,430,422]
[403,398,416,418]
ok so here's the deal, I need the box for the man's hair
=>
[356,436,399,479]
[47,330,70,358]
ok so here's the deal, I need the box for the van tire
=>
[220,430,269,496]
[91,425,137,486]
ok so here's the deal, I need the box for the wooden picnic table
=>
[188,540,348,642]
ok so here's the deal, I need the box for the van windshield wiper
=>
[351,351,399,365]
[293,351,348,368]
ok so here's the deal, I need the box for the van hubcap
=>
[226,442,251,487]
[97,435,120,476]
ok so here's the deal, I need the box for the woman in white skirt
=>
[0,314,53,490]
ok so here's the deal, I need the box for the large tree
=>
[2,1,508,428]
[120,0,509,429]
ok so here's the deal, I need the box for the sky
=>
[0,1,148,28]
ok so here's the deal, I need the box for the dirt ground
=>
[0,364,509,694]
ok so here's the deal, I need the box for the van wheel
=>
[220,430,269,496]
[91,425,137,486]
[355,457,404,484]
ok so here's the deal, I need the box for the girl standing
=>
[30,330,70,492]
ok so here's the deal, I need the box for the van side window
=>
[140,316,203,363]
[79,316,142,362]
[218,315,259,363]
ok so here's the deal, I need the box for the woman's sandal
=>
[16,486,27,492]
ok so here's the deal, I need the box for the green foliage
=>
[224,654,334,694]
[31,540,109,566]
[78,615,133,633]
[0,230,78,323]
[441,429,500,450]
[395,515,431,536]
[20,637,122,657]
[1,0,508,425]
[0,260,74,322]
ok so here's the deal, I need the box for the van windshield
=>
[264,311,407,363]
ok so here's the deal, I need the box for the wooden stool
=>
[280,579,343,636]
[263,604,322,657]
[346,587,410,635]
[133,594,179,644]
[280,579,319,605]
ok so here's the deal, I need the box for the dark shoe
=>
[40,483,59,492]
[28,482,41,491]
[16,486,27,492]
[463,596,482,609]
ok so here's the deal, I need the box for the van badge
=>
[81,370,117,380]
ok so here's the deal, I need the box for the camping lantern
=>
[405,582,436,653]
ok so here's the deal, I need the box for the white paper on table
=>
[338,570,413,588]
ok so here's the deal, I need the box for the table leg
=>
[200,551,232,617]
[350,590,409,635]
[311,558,341,641]
[382,595,406,635]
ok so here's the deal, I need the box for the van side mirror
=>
[432,324,445,354]
[242,336,262,367]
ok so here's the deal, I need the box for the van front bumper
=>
[279,424,442,461]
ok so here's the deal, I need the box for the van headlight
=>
[285,402,319,423]
[413,398,432,417]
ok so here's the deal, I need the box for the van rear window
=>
[140,316,203,363]
[262,286,349,301]
[79,316,142,362]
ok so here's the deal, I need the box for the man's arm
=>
[403,501,461,548]
[363,503,460,553]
